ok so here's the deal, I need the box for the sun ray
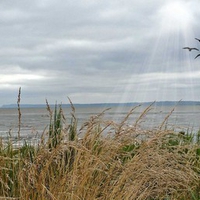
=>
[117,1,197,103]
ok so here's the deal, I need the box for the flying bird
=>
[194,54,200,59]
[195,38,200,42]
[183,47,199,51]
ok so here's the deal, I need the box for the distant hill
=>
[1,101,200,108]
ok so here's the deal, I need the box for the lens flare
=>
[159,1,194,33]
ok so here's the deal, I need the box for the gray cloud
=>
[0,0,200,105]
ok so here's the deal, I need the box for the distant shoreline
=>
[1,101,200,108]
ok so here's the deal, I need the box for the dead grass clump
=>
[18,129,200,199]
[19,124,126,199]
[1,101,200,199]
[106,131,199,200]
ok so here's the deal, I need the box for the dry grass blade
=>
[159,100,182,130]
[95,122,112,138]
[79,108,111,131]
[95,107,111,118]
[159,107,175,130]
[115,104,141,135]
[134,101,155,127]
[67,96,75,113]
[42,184,58,200]
[46,99,53,119]
[17,87,21,139]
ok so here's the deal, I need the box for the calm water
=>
[0,104,200,142]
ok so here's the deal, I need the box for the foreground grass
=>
[0,103,200,199]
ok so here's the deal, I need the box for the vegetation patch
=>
[0,97,200,199]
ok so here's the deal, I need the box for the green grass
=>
[0,101,200,199]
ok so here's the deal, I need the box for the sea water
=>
[0,104,200,143]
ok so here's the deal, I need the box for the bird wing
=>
[194,54,200,59]
[183,47,190,49]
[192,48,199,51]
[195,38,200,41]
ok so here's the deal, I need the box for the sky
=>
[1,0,200,106]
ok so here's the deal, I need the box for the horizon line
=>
[1,100,200,108]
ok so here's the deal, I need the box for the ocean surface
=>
[0,104,200,143]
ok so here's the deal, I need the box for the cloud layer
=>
[0,0,200,105]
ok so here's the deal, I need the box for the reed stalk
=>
[17,87,21,140]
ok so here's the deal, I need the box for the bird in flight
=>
[183,47,199,51]
[195,38,200,42]
[194,54,200,59]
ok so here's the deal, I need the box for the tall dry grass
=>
[0,100,200,199]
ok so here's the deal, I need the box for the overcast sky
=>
[1,0,200,106]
